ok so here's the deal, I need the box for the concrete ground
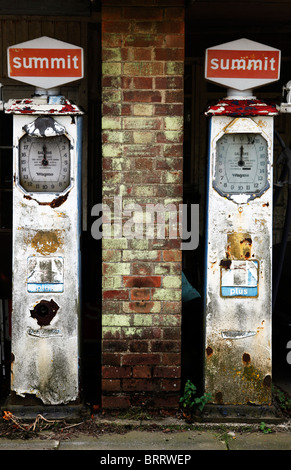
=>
[0,429,291,451]
[0,415,291,451]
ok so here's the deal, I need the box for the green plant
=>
[180,380,212,413]
[259,421,272,434]
[273,385,291,412]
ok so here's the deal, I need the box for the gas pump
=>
[204,39,281,406]
[3,37,84,411]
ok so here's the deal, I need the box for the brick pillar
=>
[101,0,184,410]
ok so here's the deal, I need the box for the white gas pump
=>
[4,37,84,411]
[204,39,281,406]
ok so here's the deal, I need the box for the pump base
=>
[200,403,283,423]
[2,393,90,422]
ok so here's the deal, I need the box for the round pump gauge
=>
[213,132,269,200]
[19,134,71,193]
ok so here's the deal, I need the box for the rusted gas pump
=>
[4,37,84,415]
[204,38,281,408]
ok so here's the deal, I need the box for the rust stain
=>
[256,119,267,128]
[215,391,223,403]
[242,353,251,365]
[31,230,61,255]
[227,232,252,259]
[206,346,213,357]
[256,320,265,334]
[263,375,272,387]
[23,192,69,208]
[220,259,232,269]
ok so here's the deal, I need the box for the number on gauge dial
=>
[213,133,269,197]
[19,134,71,193]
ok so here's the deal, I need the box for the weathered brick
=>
[103,263,131,275]
[102,366,132,378]
[154,104,183,116]
[152,314,180,327]
[103,340,128,352]
[102,249,122,262]
[102,102,121,116]
[152,288,181,301]
[123,117,162,130]
[102,300,121,314]
[124,301,160,314]
[151,340,181,352]
[161,353,180,366]
[132,262,153,275]
[132,365,152,378]
[162,301,181,314]
[102,379,122,392]
[165,35,184,48]
[102,353,121,366]
[103,313,131,327]
[155,76,183,89]
[101,1,184,411]
[163,327,181,340]
[133,21,156,34]
[123,250,161,261]
[161,378,181,392]
[102,6,123,21]
[122,378,156,392]
[133,77,153,89]
[102,395,131,409]
[103,327,121,339]
[103,289,129,300]
[129,340,149,352]
[154,48,184,61]
[165,61,184,75]
[155,21,184,34]
[123,7,164,20]
[123,90,162,102]
[102,21,131,33]
[163,250,182,261]
[123,62,163,77]
[102,62,122,76]
[102,75,122,88]
[102,47,122,62]
[132,48,152,61]
[131,288,151,301]
[163,275,181,289]
[164,7,184,20]
[133,104,153,116]
[124,34,164,48]
[123,275,161,287]
[102,32,123,48]
[132,131,154,144]
[122,354,160,365]
[153,366,181,378]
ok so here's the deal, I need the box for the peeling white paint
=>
[205,114,273,405]
[7,99,83,405]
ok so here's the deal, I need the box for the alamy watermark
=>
[91,196,199,251]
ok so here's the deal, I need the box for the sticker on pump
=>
[220,259,259,297]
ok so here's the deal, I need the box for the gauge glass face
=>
[213,133,269,197]
[19,134,70,193]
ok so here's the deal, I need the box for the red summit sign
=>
[205,38,280,91]
[8,36,83,89]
